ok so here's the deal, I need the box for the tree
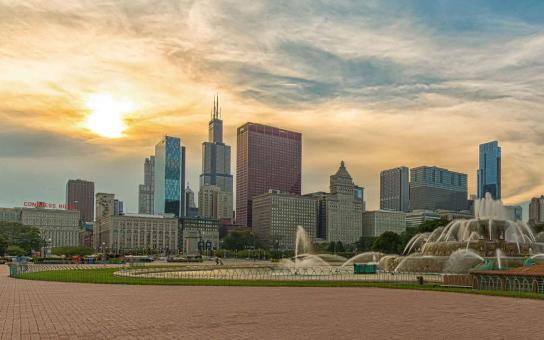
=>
[336,241,345,253]
[0,234,7,256]
[398,219,450,255]
[371,232,403,254]
[355,236,375,252]
[52,246,94,257]
[0,222,43,253]
[326,242,336,253]
[6,245,26,257]
[222,231,263,250]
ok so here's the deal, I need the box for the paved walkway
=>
[0,265,542,339]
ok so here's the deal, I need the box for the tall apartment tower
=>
[66,179,95,223]
[199,95,233,220]
[477,141,501,199]
[138,156,155,214]
[236,122,302,227]
[154,136,186,217]
[410,166,468,211]
[94,192,115,248]
[529,196,544,226]
[380,166,410,212]
[325,161,363,243]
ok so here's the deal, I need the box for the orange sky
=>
[1,1,543,213]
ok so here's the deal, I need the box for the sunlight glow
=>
[84,94,134,138]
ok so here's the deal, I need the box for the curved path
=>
[0,266,542,339]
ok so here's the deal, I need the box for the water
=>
[444,249,484,273]
[496,249,504,270]
[295,225,312,259]
[341,252,384,267]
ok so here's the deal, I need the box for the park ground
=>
[1,265,543,339]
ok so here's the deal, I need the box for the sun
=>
[84,94,134,138]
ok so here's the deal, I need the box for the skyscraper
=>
[529,196,544,226]
[185,185,198,218]
[477,141,501,199]
[410,166,468,211]
[199,95,233,219]
[138,156,155,215]
[66,179,94,223]
[380,166,410,212]
[236,122,302,227]
[325,161,363,243]
[154,136,186,217]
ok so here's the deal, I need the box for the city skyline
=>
[1,1,544,213]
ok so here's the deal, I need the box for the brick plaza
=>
[0,266,542,339]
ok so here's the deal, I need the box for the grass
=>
[14,268,544,300]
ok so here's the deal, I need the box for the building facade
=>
[99,214,178,254]
[20,208,81,248]
[252,191,318,250]
[380,166,410,212]
[138,156,155,215]
[185,185,199,218]
[66,179,95,223]
[0,207,21,223]
[236,122,302,227]
[406,210,441,229]
[504,205,523,222]
[303,192,328,240]
[362,210,406,237]
[410,166,468,211]
[94,193,117,248]
[324,161,363,244]
[154,136,186,217]
[529,196,544,226]
[198,185,232,220]
[179,217,220,255]
[199,96,233,221]
[477,141,501,199]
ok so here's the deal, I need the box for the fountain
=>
[390,193,544,273]
[341,252,385,267]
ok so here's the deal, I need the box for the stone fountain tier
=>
[423,240,533,257]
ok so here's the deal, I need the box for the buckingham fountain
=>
[382,193,544,273]
[119,194,544,281]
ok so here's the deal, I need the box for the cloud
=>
[0,0,543,212]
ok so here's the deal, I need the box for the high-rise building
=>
[185,185,198,218]
[477,141,501,199]
[236,122,302,227]
[200,95,233,194]
[199,95,233,221]
[324,161,364,244]
[410,166,468,211]
[504,205,523,222]
[380,166,410,212]
[138,156,155,215]
[66,179,94,223]
[113,199,124,216]
[252,191,318,250]
[154,136,186,217]
[529,196,544,226]
[362,210,406,237]
[198,185,233,221]
[94,192,115,248]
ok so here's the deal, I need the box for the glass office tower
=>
[154,136,185,217]
[477,141,501,199]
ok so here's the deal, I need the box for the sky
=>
[1,0,543,215]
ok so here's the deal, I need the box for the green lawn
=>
[14,268,544,300]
